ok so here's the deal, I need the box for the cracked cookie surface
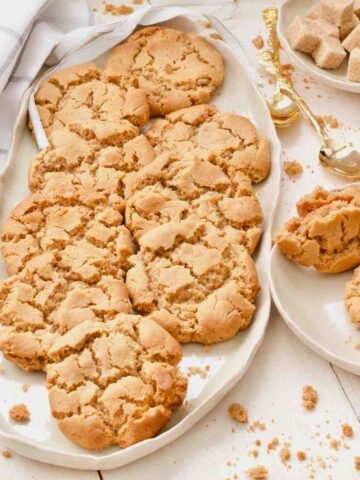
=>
[29,129,156,200]
[145,105,271,183]
[46,315,187,450]
[124,152,263,254]
[0,187,133,371]
[104,27,224,116]
[1,189,132,277]
[33,62,150,139]
[345,266,360,324]
[126,219,259,344]
[274,187,360,273]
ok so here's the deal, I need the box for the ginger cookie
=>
[29,129,156,199]
[345,266,360,324]
[124,152,263,254]
[104,27,224,116]
[145,105,271,183]
[126,219,259,344]
[33,62,150,138]
[274,187,360,273]
[46,316,187,450]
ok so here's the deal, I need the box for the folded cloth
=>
[0,0,93,168]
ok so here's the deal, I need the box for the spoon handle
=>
[263,7,281,64]
[261,7,329,144]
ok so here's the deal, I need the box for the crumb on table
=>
[297,450,306,461]
[1,450,12,459]
[228,403,248,423]
[9,403,30,422]
[284,160,303,176]
[252,35,264,50]
[342,423,353,438]
[315,114,339,129]
[210,33,223,40]
[279,446,291,463]
[133,0,143,3]
[302,385,318,410]
[104,3,134,15]
[355,456,360,471]
[267,437,279,451]
[246,465,268,479]
[205,22,213,29]
[22,384,29,393]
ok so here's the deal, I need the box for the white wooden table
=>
[2,0,360,478]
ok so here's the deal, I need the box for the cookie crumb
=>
[1,450,11,459]
[249,449,259,458]
[302,385,318,410]
[9,404,30,422]
[252,35,264,50]
[249,421,266,432]
[22,384,29,393]
[284,160,303,176]
[279,446,291,463]
[210,33,223,40]
[342,423,353,438]
[315,115,339,129]
[104,3,134,15]
[267,437,279,451]
[297,450,306,461]
[255,439,262,447]
[330,439,340,450]
[279,63,295,81]
[355,456,360,471]
[228,403,248,423]
[187,365,209,379]
[246,465,268,479]
[92,7,97,11]
[133,0,143,3]
[205,22,213,29]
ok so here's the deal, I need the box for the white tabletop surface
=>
[2,0,360,478]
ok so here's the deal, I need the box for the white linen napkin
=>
[0,0,93,167]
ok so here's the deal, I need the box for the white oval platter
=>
[0,9,281,471]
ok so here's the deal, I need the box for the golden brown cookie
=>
[0,249,132,371]
[124,152,263,254]
[345,266,360,324]
[274,187,360,273]
[29,129,156,199]
[145,105,271,183]
[1,190,132,277]
[33,62,150,138]
[46,316,187,450]
[104,27,224,116]
[126,219,259,344]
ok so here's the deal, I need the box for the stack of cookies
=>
[0,26,271,451]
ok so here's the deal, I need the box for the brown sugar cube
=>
[340,13,360,38]
[9,403,30,422]
[314,18,340,37]
[343,23,360,49]
[287,16,322,53]
[307,3,322,19]
[312,35,347,68]
[347,47,360,80]
[320,0,355,26]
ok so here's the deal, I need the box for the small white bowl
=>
[270,182,360,375]
[278,0,360,93]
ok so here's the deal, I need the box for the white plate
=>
[270,182,360,376]
[0,10,281,471]
[278,0,360,94]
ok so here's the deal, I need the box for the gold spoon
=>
[259,7,360,178]
[261,7,300,127]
